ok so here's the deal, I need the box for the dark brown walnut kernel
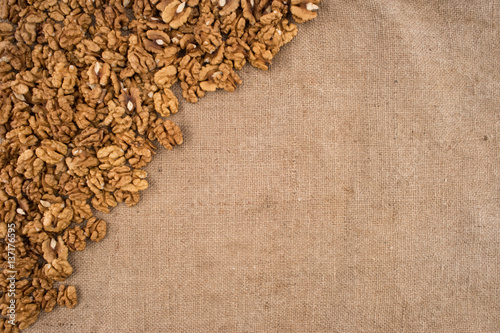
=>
[0,0,319,330]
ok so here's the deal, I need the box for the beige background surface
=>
[28,0,499,332]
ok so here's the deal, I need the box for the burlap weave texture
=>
[28,0,499,332]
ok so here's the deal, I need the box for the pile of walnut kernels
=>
[0,0,319,330]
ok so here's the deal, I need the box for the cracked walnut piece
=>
[0,0,319,330]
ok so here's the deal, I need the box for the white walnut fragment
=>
[0,0,320,330]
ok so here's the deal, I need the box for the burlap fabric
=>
[28,0,499,332]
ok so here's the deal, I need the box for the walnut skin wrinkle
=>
[0,0,319,330]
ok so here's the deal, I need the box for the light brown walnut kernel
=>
[6,125,39,148]
[96,145,126,169]
[88,62,112,86]
[86,167,107,194]
[221,12,246,38]
[31,265,55,291]
[177,55,204,103]
[114,189,141,207]
[0,23,14,41]
[16,149,44,179]
[51,63,78,91]
[66,148,100,177]
[84,217,107,242]
[107,165,149,192]
[107,165,134,189]
[14,299,40,330]
[155,45,180,67]
[159,0,193,29]
[290,0,319,23]
[57,285,78,309]
[70,199,93,223]
[22,220,50,244]
[63,226,87,251]
[73,126,107,147]
[0,198,17,226]
[127,35,156,74]
[248,41,273,70]
[199,62,242,92]
[154,65,178,88]
[153,89,179,116]
[35,140,68,165]
[43,258,73,281]
[153,119,184,150]
[128,87,150,135]
[91,190,118,213]
[41,236,69,263]
[225,37,249,70]
[42,201,74,233]
[218,0,240,16]
[125,137,156,169]
[102,50,127,68]
[33,288,58,313]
